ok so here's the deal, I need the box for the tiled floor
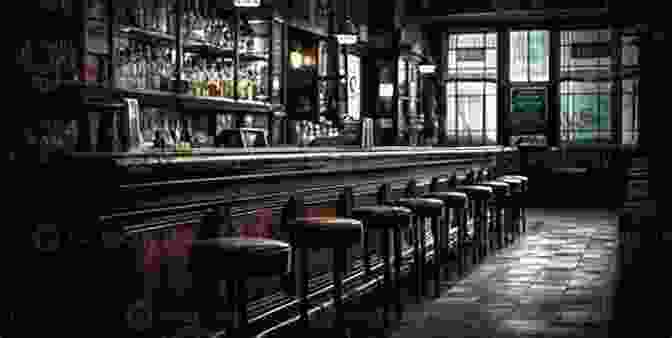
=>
[386,208,619,338]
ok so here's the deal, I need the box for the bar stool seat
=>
[455,185,494,200]
[191,238,291,277]
[289,217,364,248]
[478,181,510,198]
[352,205,413,226]
[497,177,522,194]
[394,198,445,217]
[422,191,469,208]
[500,175,528,191]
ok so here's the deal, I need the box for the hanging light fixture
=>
[234,0,261,7]
[334,0,358,45]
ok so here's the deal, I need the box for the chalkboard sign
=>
[510,87,547,133]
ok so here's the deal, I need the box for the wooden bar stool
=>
[453,175,494,263]
[425,176,469,277]
[283,196,363,337]
[349,183,412,327]
[499,175,529,233]
[388,179,445,300]
[190,208,292,338]
[496,177,524,242]
[476,180,511,251]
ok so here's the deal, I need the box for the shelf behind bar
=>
[50,81,272,114]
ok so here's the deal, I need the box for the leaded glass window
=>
[560,29,613,144]
[510,30,550,82]
[444,32,497,145]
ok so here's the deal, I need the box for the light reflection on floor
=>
[389,209,617,338]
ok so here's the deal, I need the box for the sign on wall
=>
[510,86,548,134]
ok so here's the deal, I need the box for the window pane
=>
[485,83,497,144]
[529,31,549,82]
[622,78,639,144]
[446,82,457,140]
[446,32,497,146]
[457,34,484,48]
[560,80,612,144]
[458,82,484,95]
[510,31,528,82]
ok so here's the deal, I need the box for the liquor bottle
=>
[136,0,146,28]
[136,44,147,90]
[145,0,155,31]
[162,119,175,146]
[151,47,162,90]
[127,42,138,89]
[207,64,218,97]
[167,0,176,35]
[182,118,193,146]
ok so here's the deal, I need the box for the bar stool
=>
[285,210,363,337]
[350,190,412,327]
[190,235,291,338]
[425,177,469,277]
[499,175,529,233]
[496,177,524,242]
[388,179,445,300]
[476,180,511,251]
[453,179,494,263]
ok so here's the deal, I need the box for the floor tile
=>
[385,209,617,338]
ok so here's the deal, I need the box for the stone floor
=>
[384,208,619,338]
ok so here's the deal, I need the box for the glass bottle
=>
[157,0,168,33]
[137,0,146,28]
[151,47,162,90]
[136,44,147,90]
[128,42,138,89]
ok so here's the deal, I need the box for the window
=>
[560,81,611,144]
[444,32,497,145]
[560,29,613,144]
[510,30,550,82]
[622,29,640,144]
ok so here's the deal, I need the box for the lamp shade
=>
[335,17,358,45]
[234,0,261,7]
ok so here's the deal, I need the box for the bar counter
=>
[18,145,517,337]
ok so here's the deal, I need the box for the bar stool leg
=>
[420,217,428,298]
[482,202,489,259]
[457,208,465,276]
[333,247,347,338]
[413,216,423,303]
[497,204,505,250]
[236,279,249,337]
[363,225,371,277]
[226,279,236,334]
[431,215,441,298]
[472,203,480,265]
[299,248,310,332]
[381,229,391,329]
[393,228,404,321]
